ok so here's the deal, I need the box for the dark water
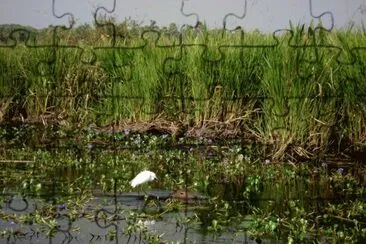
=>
[2,177,359,243]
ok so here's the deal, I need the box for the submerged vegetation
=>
[1,20,366,242]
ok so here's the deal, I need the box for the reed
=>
[1,23,365,153]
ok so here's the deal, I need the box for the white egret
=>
[131,170,157,196]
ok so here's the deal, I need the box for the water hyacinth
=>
[237,154,244,162]
[321,162,327,168]
[124,128,131,136]
[20,124,29,129]
[134,134,141,145]
[337,168,344,175]
[58,204,66,211]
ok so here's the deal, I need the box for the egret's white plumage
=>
[131,170,157,188]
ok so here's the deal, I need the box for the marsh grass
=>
[1,23,366,155]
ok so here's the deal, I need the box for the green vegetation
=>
[1,22,366,157]
[0,130,365,242]
[1,21,366,242]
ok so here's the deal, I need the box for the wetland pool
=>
[1,127,366,243]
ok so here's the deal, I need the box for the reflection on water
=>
[2,177,362,243]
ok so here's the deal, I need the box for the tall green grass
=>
[1,23,366,154]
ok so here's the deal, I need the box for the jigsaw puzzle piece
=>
[308,0,334,31]
[287,0,343,80]
[32,0,80,81]
[99,29,182,117]
[1,0,74,90]
[222,0,332,32]
[337,41,366,97]
[31,0,77,49]
[0,0,72,45]
[180,0,242,64]
[34,0,119,81]
[288,27,343,80]
[332,2,366,64]
[91,0,159,95]
[0,27,36,48]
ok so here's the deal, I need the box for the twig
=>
[329,214,366,225]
